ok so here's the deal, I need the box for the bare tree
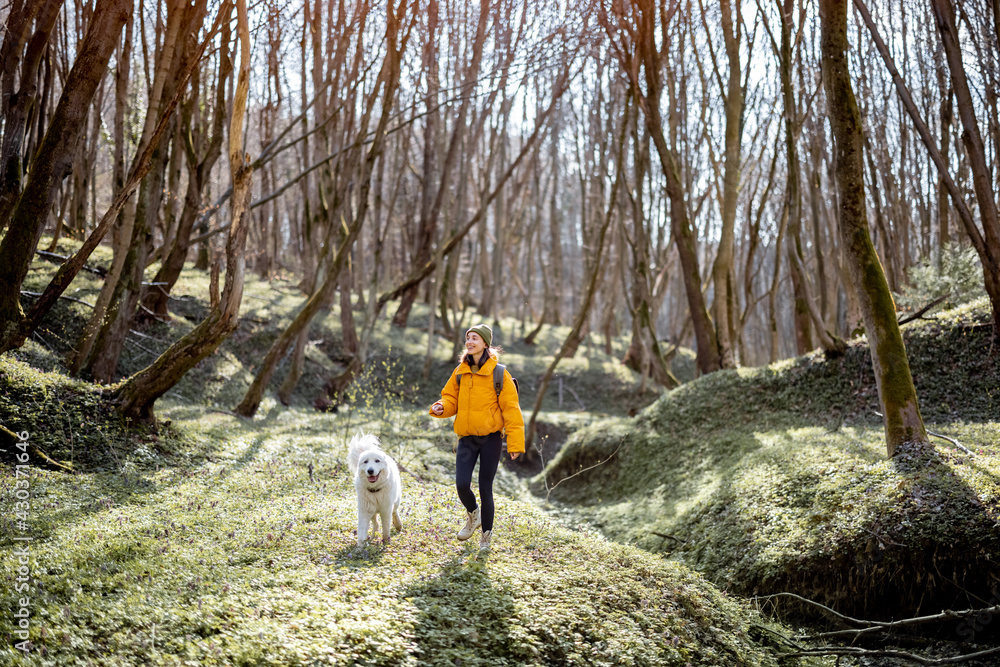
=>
[77,0,210,383]
[0,0,131,352]
[116,0,252,423]
[927,0,1000,335]
[140,14,233,320]
[819,0,927,456]
[601,0,722,375]
[0,0,63,228]
[236,0,415,418]
[526,100,625,450]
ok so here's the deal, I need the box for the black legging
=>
[455,431,503,532]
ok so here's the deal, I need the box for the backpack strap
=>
[455,364,506,399]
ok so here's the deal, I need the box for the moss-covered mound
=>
[1,407,785,666]
[537,301,1000,619]
[0,354,139,472]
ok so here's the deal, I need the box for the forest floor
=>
[535,299,1000,665]
[0,241,997,665]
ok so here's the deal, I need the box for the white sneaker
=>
[457,508,481,541]
[479,530,492,551]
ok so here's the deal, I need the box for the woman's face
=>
[465,331,486,358]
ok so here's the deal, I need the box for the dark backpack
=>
[456,363,518,398]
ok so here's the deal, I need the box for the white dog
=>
[347,432,402,547]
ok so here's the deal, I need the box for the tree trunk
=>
[142,15,231,319]
[621,115,677,388]
[711,0,742,369]
[393,0,441,328]
[603,0,720,375]
[547,107,565,326]
[929,0,1000,335]
[0,0,63,229]
[937,73,952,259]
[375,68,569,316]
[808,153,829,322]
[71,0,189,375]
[527,140,620,450]
[392,0,488,328]
[739,146,778,361]
[116,0,250,424]
[819,0,927,456]
[768,201,789,362]
[775,0,813,356]
[854,0,1000,332]
[63,79,106,243]
[0,0,130,352]
[82,0,208,382]
[2,3,225,356]
[236,0,411,418]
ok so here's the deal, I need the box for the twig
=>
[21,290,94,308]
[562,382,587,410]
[754,592,895,627]
[0,425,75,473]
[927,430,975,456]
[749,623,808,652]
[873,411,973,456]
[544,436,626,502]
[123,337,159,357]
[803,605,1000,641]
[35,250,106,276]
[757,593,1000,639]
[128,328,168,343]
[861,526,906,548]
[898,294,949,326]
[137,302,170,322]
[782,644,1000,665]
[753,601,1000,665]
[31,331,55,352]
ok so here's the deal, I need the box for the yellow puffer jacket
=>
[429,353,525,454]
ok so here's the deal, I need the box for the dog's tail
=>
[347,431,380,472]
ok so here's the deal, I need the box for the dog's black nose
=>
[367,468,374,475]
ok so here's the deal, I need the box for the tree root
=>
[754,592,1000,665]
[0,424,75,472]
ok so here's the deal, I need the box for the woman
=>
[430,323,523,551]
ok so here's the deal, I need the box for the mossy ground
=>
[6,241,999,664]
[538,298,1000,626]
[0,398,790,666]
[1,243,789,666]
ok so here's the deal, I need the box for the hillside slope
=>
[0,371,786,666]
[0,248,788,666]
[537,299,1000,620]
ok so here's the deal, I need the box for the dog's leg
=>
[371,513,380,541]
[357,499,369,548]
[392,502,402,531]
[380,507,392,544]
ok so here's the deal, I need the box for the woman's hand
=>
[431,402,444,416]
[510,452,520,460]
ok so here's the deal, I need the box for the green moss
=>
[0,353,137,472]
[0,407,786,666]
[540,302,1000,618]
[0,245,795,666]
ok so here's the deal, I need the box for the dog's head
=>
[357,449,389,489]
